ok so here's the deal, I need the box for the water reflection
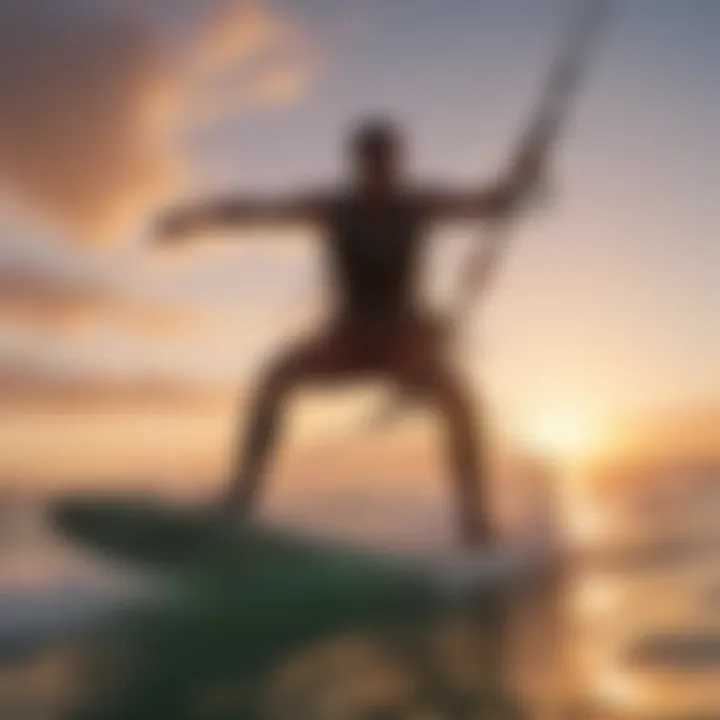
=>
[556,477,720,719]
[0,467,717,718]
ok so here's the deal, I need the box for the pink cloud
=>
[0,0,316,243]
[0,262,204,339]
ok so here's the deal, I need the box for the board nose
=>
[50,496,221,567]
[53,497,111,541]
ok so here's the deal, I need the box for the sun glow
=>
[522,409,599,459]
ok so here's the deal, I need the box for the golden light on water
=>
[572,576,621,617]
[563,494,612,542]
[594,666,647,710]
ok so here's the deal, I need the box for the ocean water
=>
[0,477,717,719]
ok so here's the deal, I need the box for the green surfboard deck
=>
[52,496,533,719]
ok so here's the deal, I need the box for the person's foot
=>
[215,492,252,526]
[216,475,259,522]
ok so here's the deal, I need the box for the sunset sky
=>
[0,0,718,489]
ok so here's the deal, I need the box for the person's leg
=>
[223,322,356,519]
[424,367,494,548]
[222,352,305,518]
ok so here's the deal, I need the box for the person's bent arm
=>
[424,181,521,222]
[156,193,329,242]
[427,140,544,222]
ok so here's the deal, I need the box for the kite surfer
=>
[158,120,542,547]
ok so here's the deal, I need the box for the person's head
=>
[348,119,404,192]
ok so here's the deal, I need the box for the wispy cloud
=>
[0,262,205,339]
[0,0,317,243]
[0,361,232,411]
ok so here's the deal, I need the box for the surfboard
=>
[58,494,716,599]
[51,495,563,599]
[51,495,548,719]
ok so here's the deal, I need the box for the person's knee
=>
[429,372,475,422]
[256,355,304,408]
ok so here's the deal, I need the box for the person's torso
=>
[324,190,426,320]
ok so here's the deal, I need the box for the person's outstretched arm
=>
[156,193,330,242]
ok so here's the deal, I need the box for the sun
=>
[522,409,597,459]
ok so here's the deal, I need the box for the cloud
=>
[187,1,318,121]
[0,361,232,412]
[0,262,203,339]
[612,406,720,466]
[0,0,316,243]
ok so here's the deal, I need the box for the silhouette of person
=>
[158,119,541,547]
